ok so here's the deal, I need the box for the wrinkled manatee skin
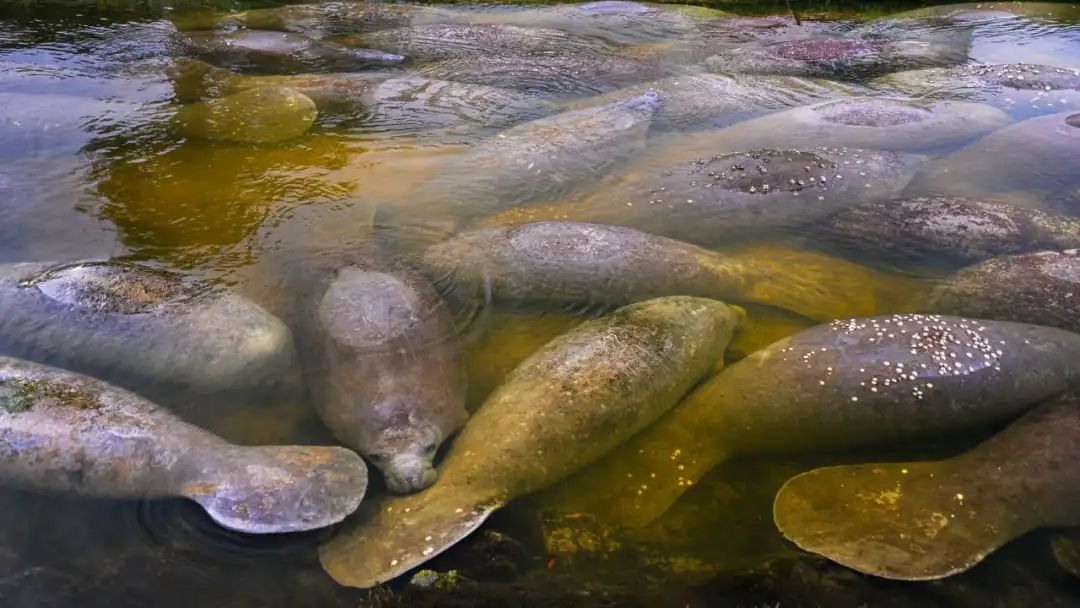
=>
[354,24,611,62]
[306,266,467,494]
[0,357,367,534]
[319,296,743,588]
[181,30,403,74]
[774,393,1080,581]
[176,86,317,144]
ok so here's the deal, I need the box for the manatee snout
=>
[381,453,438,494]
[618,90,663,115]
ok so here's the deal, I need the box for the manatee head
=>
[616,90,662,116]
[366,421,445,494]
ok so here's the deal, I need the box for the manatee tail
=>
[773,460,1016,581]
[182,445,368,535]
[319,484,499,588]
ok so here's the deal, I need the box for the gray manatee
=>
[416,51,668,97]
[922,250,1080,332]
[419,221,903,322]
[303,265,467,495]
[0,260,301,400]
[665,97,1011,153]
[559,72,866,132]
[475,147,921,248]
[542,314,1080,528]
[0,356,366,534]
[175,86,317,144]
[210,1,444,37]
[705,36,969,80]
[821,197,1080,266]
[910,111,1080,213]
[774,393,1080,580]
[871,64,1080,118]
[318,296,744,588]
[381,92,661,231]
[181,30,403,74]
[352,24,612,62]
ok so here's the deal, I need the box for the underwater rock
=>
[475,147,921,248]
[304,265,467,495]
[822,197,1080,266]
[0,357,366,534]
[910,110,1080,214]
[669,97,1011,153]
[922,250,1080,332]
[181,30,403,74]
[704,36,968,80]
[353,24,611,62]
[1052,530,1080,578]
[416,51,667,97]
[0,260,301,400]
[176,86,317,144]
[420,222,911,322]
[543,314,1080,528]
[871,64,1080,117]
[319,296,743,587]
[774,392,1080,580]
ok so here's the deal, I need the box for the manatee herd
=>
[7,0,1080,600]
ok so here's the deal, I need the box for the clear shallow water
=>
[1,1,1080,606]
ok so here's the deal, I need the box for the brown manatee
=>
[773,393,1080,580]
[181,30,403,74]
[303,265,467,494]
[0,356,367,534]
[418,222,914,322]
[541,314,1080,528]
[318,296,744,588]
[350,24,612,62]
[821,197,1080,266]
[871,64,1080,118]
[475,147,921,248]
[921,250,1080,333]
[175,86,318,144]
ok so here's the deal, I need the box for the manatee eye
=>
[422,442,438,454]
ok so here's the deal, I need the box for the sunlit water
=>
[1,1,1079,606]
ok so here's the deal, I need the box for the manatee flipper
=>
[774,397,1080,580]
[1051,530,1080,578]
[319,485,498,588]
[182,445,368,535]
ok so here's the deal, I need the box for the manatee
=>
[559,72,867,133]
[664,97,1011,153]
[0,356,365,533]
[419,222,913,322]
[773,393,1080,580]
[922,250,1080,333]
[176,86,317,144]
[1052,530,1080,578]
[303,265,467,494]
[380,93,661,231]
[318,296,744,588]
[890,2,1080,23]
[685,15,848,50]
[821,197,1080,266]
[704,36,968,80]
[871,64,1080,117]
[542,314,1080,528]
[910,111,1080,213]
[475,147,921,248]
[214,1,443,37]
[0,260,301,399]
[416,51,668,97]
[352,24,611,62]
[181,30,403,74]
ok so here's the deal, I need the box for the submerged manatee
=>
[911,110,1080,213]
[1052,530,1080,578]
[871,64,1080,117]
[304,266,467,494]
[774,393,1080,580]
[0,261,301,398]
[353,24,611,62]
[669,97,1010,152]
[182,30,403,74]
[704,36,968,80]
[822,197,1080,266]
[176,86,317,144]
[420,222,910,322]
[416,51,667,97]
[922,250,1080,332]
[542,314,1080,528]
[214,1,442,37]
[476,147,920,247]
[381,93,660,231]
[319,296,743,588]
[0,357,366,534]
